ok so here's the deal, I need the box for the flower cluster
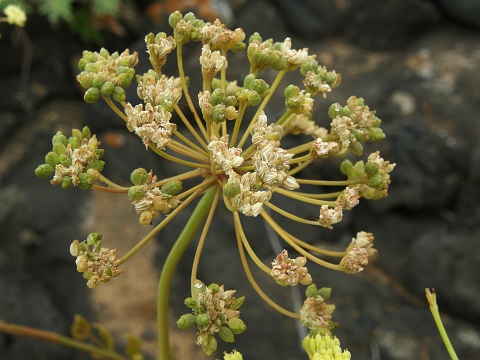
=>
[302,333,351,360]
[271,249,312,286]
[70,232,122,289]
[34,9,395,359]
[35,127,104,190]
[76,48,139,103]
[299,285,338,333]
[1,4,26,27]
[177,280,246,356]
[127,168,181,224]
[339,231,376,274]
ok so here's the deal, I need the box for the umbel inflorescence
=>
[34,10,394,359]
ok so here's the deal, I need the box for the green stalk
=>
[0,319,128,360]
[157,186,218,360]
[425,289,459,360]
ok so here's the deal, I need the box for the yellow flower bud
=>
[139,211,152,225]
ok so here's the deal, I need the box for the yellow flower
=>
[302,333,351,360]
[4,5,26,27]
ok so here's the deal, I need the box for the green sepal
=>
[231,41,246,52]
[243,73,256,89]
[364,162,380,176]
[61,176,72,190]
[305,283,318,298]
[82,126,92,140]
[130,168,149,185]
[340,159,353,176]
[223,96,237,107]
[59,154,71,167]
[84,87,100,104]
[128,185,147,201]
[226,318,246,334]
[348,140,363,156]
[249,79,269,97]
[77,72,94,89]
[158,97,174,112]
[87,232,102,245]
[168,11,183,29]
[195,313,211,331]
[71,129,83,142]
[328,103,341,119]
[207,283,219,293]
[100,81,115,97]
[218,326,235,343]
[284,84,300,99]
[317,287,332,300]
[212,104,226,123]
[201,335,217,356]
[230,296,245,310]
[248,32,262,43]
[78,173,93,190]
[223,182,240,198]
[184,297,198,309]
[52,131,68,146]
[112,86,126,102]
[45,152,60,167]
[92,74,105,89]
[368,173,387,190]
[285,97,302,109]
[161,180,182,195]
[246,91,261,106]
[35,164,54,178]
[176,313,196,330]
[210,88,225,106]
[300,60,319,75]
[68,136,80,149]
[86,160,105,173]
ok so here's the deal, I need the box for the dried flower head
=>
[70,234,122,289]
[271,249,312,286]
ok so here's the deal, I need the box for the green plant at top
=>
[5,10,395,360]
[0,0,121,42]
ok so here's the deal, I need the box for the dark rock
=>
[271,0,442,50]
[435,0,480,30]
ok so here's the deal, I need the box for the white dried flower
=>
[200,44,228,79]
[318,204,343,229]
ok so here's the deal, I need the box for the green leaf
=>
[35,0,74,24]
[91,0,121,17]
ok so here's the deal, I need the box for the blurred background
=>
[1,0,480,359]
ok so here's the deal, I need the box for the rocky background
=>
[1,0,480,359]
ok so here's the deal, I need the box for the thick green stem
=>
[157,186,218,360]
